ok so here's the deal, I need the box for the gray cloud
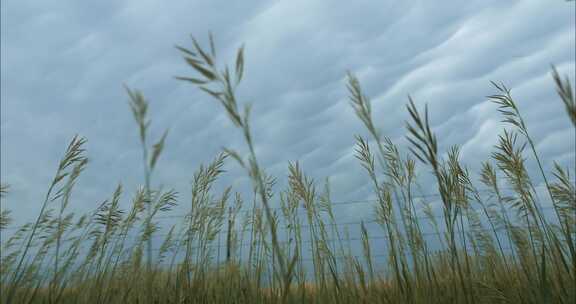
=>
[1,0,574,238]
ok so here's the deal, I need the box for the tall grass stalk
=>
[1,34,574,304]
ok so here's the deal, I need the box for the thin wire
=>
[0,183,564,233]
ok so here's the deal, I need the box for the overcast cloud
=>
[1,0,574,246]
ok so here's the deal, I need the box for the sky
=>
[1,0,575,247]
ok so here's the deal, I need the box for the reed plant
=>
[0,34,574,304]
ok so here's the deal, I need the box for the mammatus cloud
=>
[1,0,574,243]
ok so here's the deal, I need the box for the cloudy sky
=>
[1,0,575,243]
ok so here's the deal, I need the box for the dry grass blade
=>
[551,65,576,126]
[0,185,11,231]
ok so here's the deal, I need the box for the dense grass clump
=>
[0,35,574,304]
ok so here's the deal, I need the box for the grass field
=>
[0,36,575,304]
